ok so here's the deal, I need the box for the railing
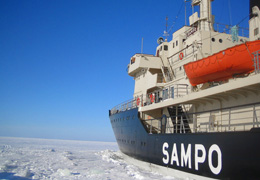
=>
[141,103,260,134]
[146,84,189,105]
[110,84,189,115]
[252,50,260,74]
[110,50,260,116]
[213,23,249,37]
[142,115,191,134]
[169,43,197,67]
[110,99,138,115]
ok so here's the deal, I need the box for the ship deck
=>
[140,73,260,112]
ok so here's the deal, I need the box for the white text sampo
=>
[162,142,222,175]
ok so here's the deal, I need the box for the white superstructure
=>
[126,0,260,134]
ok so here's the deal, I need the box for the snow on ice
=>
[0,137,179,180]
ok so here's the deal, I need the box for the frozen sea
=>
[0,137,180,180]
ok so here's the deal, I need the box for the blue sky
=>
[0,0,249,142]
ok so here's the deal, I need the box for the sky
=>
[0,0,249,142]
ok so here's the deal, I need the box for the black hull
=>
[109,108,260,179]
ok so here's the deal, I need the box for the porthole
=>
[219,39,223,43]
[211,38,215,42]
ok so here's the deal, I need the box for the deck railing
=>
[110,99,137,115]
[141,103,260,134]
[213,23,249,37]
[110,84,189,115]
[253,50,260,74]
[110,50,260,116]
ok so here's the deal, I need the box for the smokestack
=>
[250,0,260,19]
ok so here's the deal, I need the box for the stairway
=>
[141,120,159,134]
[167,106,191,133]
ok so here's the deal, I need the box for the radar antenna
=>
[157,37,164,45]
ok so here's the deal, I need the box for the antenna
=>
[166,16,168,32]
[185,0,192,26]
[228,0,233,25]
[185,0,187,25]
[141,37,143,54]
[163,16,169,41]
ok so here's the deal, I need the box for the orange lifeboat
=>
[184,40,260,86]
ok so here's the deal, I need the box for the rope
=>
[236,12,252,26]
[244,42,254,61]
[167,2,185,34]
[228,0,233,25]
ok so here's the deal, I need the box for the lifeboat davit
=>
[184,40,260,86]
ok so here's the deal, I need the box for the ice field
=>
[0,137,179,180]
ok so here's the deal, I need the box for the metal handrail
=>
[110,84,189,115]
[140,103,260,134]
[110,50,260,116]
[213,23,249,37]
[110,98,137,115]
[252,50,260,74]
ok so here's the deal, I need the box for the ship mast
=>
[192,0,214,31]
[185,0,192,26]
[164,16,169,42]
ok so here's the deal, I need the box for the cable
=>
[228,0,233,25]
[167,1,185,34]
[236,13,252,26]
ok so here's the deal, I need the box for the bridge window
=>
[171,87,174,98]
[163,88,168,100]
